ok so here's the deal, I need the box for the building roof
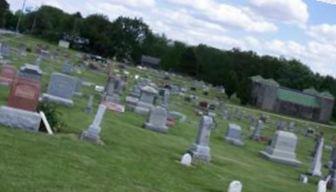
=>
[277,88,320,108]
[320,91,334,100]
[141,55,161,65]
[303,87,319,96]
[250,75,279,87]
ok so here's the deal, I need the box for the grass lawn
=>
[0,34,335,192]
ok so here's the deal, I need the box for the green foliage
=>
[37,102,66,132]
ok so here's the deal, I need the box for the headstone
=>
[80,104,107,144]
[18,63,42,81]
[299,174,308,184]
[288,122,296,132]
[260,131,301,166]
[180,153,192,166]
[277,121,287,131]
[310,137,324,177]
[0,106,41,132]
[62,60,73,74]
[251,120,264,141]
[318,179,328,192]
[8,77,40,111]
[144,106,168,133]
[42,72,77,106]
[328,147,336,169]
[75,78,82,95]
[35,56,42,66]
[161,88,170,108]
[227,181,243,192]
[189,115,213,163]
[85,95,94,114]
[0,65,16,86]
[225,123,244,146]
[135,85,158,115]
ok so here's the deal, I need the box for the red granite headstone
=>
[0,65,16,86]
[8,77,40,111]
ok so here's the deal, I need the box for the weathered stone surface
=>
[0,106,41,132]
[8,77,40,111]
[80,104,107,144]
[42,72,76,106]
[225,123,244,146]
[260,131,301,166]
[189,115,213,163]
[145,106,168,133]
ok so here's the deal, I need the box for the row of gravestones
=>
[0,59,83,132]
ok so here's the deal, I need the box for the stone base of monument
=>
[134,102,153,115]
[144,122,168,133]
[225,137,245,146]
[80,130,103,145]
[126,96,139,111]
[0,77,13,86]
[260,147,302,167]
[0,106,41,132]
[42,93,74,106]
[189,144,211,163]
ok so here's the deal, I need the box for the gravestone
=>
[0,65,16,86]
[329,147,336,169]
[8,77,40,111]
[310,137,324,176]
[85,95,94,114]
[103,76,124,103]
[144,106,168,133]
[135,85,158,115]
[42,72,77,106]
[161,88,170,109]
[288,122,296,132]
[180,153,192,166]
[0,106,41,132]
[189,115,213,163]
[75,78,82,95]
[299,174,308,184]
[251,120,264,141]
[80,104,107,144]
[62,60,73,74]
[18,63,42,81]
[318,179,328,192]
[35,56,42,66]
[276,121,287,131]
[260,131,301,166]
[228,181,243,192]
[225,123,244,146]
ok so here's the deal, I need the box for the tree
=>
[0,0,9,28]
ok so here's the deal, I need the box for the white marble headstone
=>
[228,181,243,192]
[317,180,327,192]
[180,153,192,166]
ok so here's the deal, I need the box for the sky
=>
[7,0,336,77]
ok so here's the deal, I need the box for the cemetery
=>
[1,33,336,192]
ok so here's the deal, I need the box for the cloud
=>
[164,0,277,33]
[308,24,336,44]
[249,0,309,25]
[317,0,336,5]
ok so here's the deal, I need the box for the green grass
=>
[0,34,335,192]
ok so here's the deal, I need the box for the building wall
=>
[318,97,334,123]
[274,100,315,120]
[260,85,277,111]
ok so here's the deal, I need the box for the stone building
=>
[140,55,161,69]
[250,75,334,123]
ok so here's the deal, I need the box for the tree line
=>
[1,0,336,120]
